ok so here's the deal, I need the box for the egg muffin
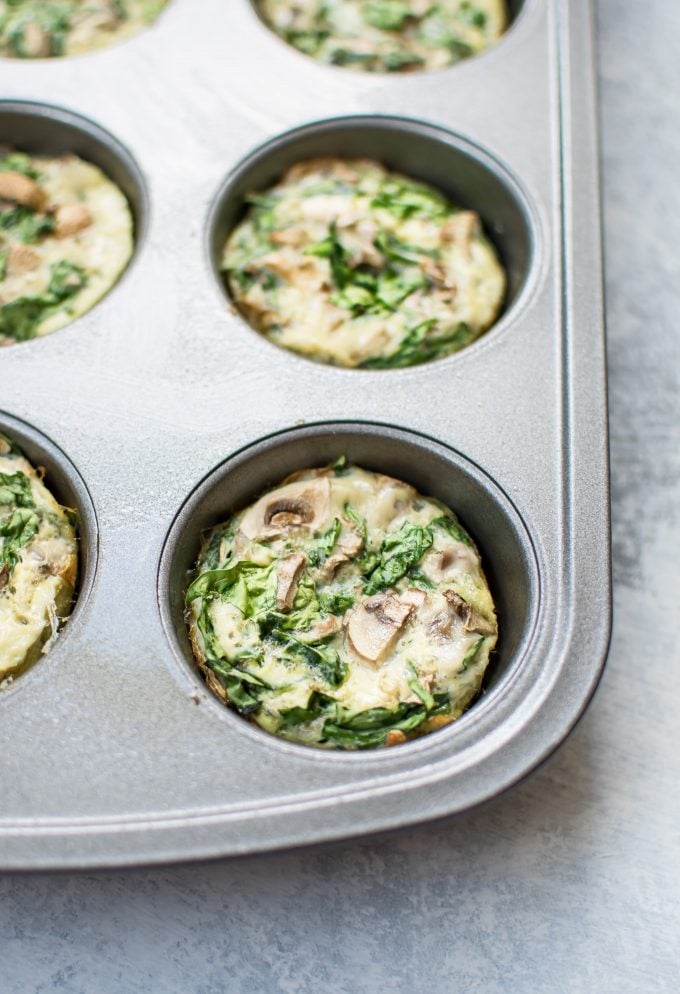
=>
[256,0,508,73]
[223,157,506,368]
[187,460,497,749]
[0,433,78,684]
[0,1,169,58]
[0,149,134,346]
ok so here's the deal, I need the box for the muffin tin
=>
[0,0,610,869]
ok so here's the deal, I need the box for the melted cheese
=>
[188,464,498,749]
[0,438,78,681]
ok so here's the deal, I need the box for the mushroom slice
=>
[399,587,427,610]
[441,211,480,252]
[240,477,331,542]
[6,243,40,276]
[0,172,45,211]
[347,594,414,664]
[298,615,343,642]
[443,590,496,636]
[275,553,306,612]
[315,527,365,582]
[54,203,92,238]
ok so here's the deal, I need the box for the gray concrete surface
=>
[1,0,679,990]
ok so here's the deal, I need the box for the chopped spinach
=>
[205,658,271,716]
[432,513,473,547]
[308,517,341,566]
[359,319,475,369]
[322,702,428,748]
[372,177,450,221]
[364,521,434,595]
[0,152,40,180]
[267,627,347,688]
[318,590,355,615]
[459,636,484,673]
[0,259,88,342]
[0,507,40,573]
[278,690,334,728]
[0,470,34,507]
[363,1,411,32]
[0,206,55,244]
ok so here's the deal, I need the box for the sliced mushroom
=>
[419,255,457,292]
[54,203,92,238]
[297,615,343,642]
[6,243,40,276]
[240,477,331,542]
[314,527,364,583]
[422,544,477,583]
[443,590,496,636]
[440,211,479,254]
[399,587,427,610]
[315,552,351,584]
[346,594,414,663]
[0,562,9,592]
[283,158,363,185]
[0,172,45,211]
[275,553,306,612]
[21,21,52,58]
[270,227,307,247]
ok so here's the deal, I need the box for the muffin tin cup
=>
[159,421,539,761]
[0,99,148,347]
[0,0,610,869]
[208,113,540,364]
[0,411,99,694]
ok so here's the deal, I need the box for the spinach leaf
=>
[0,152,40,179]
[0,507,40,572]
[0,470,34,507]
[364,521,433,595]
[384,51,426,72]
[0,206,55,244]
[322,702,428,748]
[432,513,473,547]
[318,590,355,615]
[460,2,487,28]
[459,636,484,673]
[359,320,474,369]
[305,222,354,289]
[0,259,88,342]
[407,664,435,710]
[363,1,411,31]
[48,259,88,300]
[186,560,277,621]
[374,230,436,266]
[205,658,271,716]
[260,575,322,635]
[278,691,334,728]
[7,2,72,57]
[267,628,347,688]
[406,567,435,590]
[284,28,329,55]
[372,177,450,221]
[374,268,426,310]
[308,517,341,567]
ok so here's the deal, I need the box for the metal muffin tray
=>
[0,0,610,870]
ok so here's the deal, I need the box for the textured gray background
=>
[1,0,679,990]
